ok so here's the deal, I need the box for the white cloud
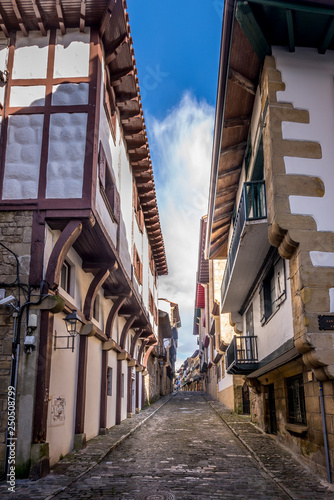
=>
[148,92,214,364]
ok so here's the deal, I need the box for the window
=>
[107,367,113,396]
[148,245,155,276]
[133,181,144,233]
[260,256,286,324]
[149,290,154,316]
[103,69,117,141]
[121,373,124,398]
[93,294,100,322]
[99,142,120,223]
[60,260,72,295]
[133,245,143,285]
[286,374,307,425]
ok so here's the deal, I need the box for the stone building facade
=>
[0,0,172,479]
[205,0,334,482]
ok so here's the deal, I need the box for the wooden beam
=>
[31,0,46,36]
[110,68,134,86]
[220,143,246,158]
[55,0,65,35]
[214,200,235,213]
[228,68,256,95]
[213,210,234,225]
[224,115,251,129]
[11,0,28,36]
[216,185,238,198]
[100,0,117,38]
[80,0,86,33]
[0,11,9,38]
[117,95,139,106]
[286,9,295,52]
[218,164,242,178]
[82,260,117,273]
[105,34,129,64]
[319,15,334,54]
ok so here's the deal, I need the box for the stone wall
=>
[0,211,33,475]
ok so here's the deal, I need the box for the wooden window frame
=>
[99,142,120,224]
[133,245,143,285]
[60,260,72,296]
[103,68,117,143]
[133,181,144,233]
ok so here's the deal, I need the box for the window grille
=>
[286,374,307,425]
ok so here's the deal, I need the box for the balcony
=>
[221,181,269,313]
[226,335,258,374]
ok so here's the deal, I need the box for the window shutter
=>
[139,208,144,232]
[99,143,106,188]
[275,257,286,307]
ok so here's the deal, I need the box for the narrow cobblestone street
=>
[1,392,333,499]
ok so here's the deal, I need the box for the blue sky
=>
[127,1,224,367]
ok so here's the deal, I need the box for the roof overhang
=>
[206,0,334,260]
[0,0,168,275]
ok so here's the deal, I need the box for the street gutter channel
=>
[203,394,297,500]
[44,392,177,500]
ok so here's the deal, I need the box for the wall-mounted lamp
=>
[54,310,84,352]
[63,309,83,336]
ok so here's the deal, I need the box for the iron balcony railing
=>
[226,335,258,374]
[221,181,267,308]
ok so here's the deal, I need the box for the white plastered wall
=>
[106,350,117,428]
[53,28,90,78]
[3,114,44,199]
[84,336,102,440]
[121,360,128,421]
[46,313,79,466]
[274,47,334,231]
[245,260,294,361]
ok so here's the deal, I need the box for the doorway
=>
[268,383,277,434]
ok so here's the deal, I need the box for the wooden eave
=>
[207,0,334,260]
[0,0,167,275]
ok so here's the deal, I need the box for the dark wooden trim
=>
[29,211,46,286]
[105,296,127,338]
[75,335,88,434]
[228,68,256,95]
[218,165,242,179]
[143,345,155,368]
[0,11,9,38]
[135,370,139,410]
[80,0,87,32]
[56,0,66,35]
[115,358,122,425]
[83,268,110,320]
[32,311,54,442]
[127,365,132,414]
[100,350,108,430]
[10,76,90,86]
[45,219,83,289]
[100,0,117,38]
[31,0,47,36]
[0,33,15,200]
[105,33,128,64]
[11,0,28,36]
[223,115,251,129]
[220,143,247,158]
[83,28,101,205]
[7,104,90,115]
[130,330,142,357]
[38,29,56,200]
[137,340,148,364]
[119,314,138,350]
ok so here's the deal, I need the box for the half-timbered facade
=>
[206,0,334,482]
[0,0,168,479]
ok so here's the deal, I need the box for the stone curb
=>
[44,392,177,499]
[202,395,297,500]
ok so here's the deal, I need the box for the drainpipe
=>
[318,380,332,483]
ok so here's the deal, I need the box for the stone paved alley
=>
[1,392,333,499]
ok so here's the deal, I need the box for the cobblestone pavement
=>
[1,391,333,499]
